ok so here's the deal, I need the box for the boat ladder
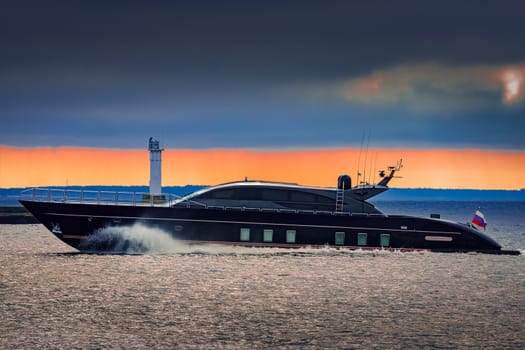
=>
[335,188,344,213]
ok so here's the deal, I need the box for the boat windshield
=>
[171,187,213,205]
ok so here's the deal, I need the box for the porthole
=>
[357,232,367,246]
[335,232,345,245]
[240,228,250,241]
[286,230,296,244]
[263,229,273,242]
[380,233,390,247]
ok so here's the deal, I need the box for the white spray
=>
[82,223,192,254]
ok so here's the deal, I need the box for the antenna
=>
[356,132,365,187]
[367,150,376,185]
[362,130,371,185]
[396,158,403,171]
[371,153,378,185]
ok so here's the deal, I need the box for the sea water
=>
[1,201,524,349]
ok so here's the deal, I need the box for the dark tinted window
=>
[208,189,235,199]
[202,187,332,205]
[235,188,262,200]
[290,191,316,202]
[262,189,288,201]
[316,195,333,203]
[202,188,262,200]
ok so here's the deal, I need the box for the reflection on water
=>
[1,223,524,349]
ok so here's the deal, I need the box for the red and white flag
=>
[471,210,487,230]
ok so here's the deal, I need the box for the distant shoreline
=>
[0,206,38,224]
[376,188,525,201]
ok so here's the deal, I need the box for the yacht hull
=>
[19,200,518,254]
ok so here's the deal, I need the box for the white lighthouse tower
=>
[148,137,163,195]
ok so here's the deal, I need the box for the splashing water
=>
[80,223,193,254]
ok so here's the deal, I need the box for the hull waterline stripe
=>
[44,212,463,235]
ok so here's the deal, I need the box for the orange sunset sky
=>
[1,147,524,190]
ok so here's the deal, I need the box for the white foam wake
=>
[82,223,192,254]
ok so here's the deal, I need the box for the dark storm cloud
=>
[1,0,524,149]
[3,1,523,78]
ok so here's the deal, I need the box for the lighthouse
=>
[148,137,163,195]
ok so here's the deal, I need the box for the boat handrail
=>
[19,187,185,207]
[20,187,383,216]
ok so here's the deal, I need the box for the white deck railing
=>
[19,188,183,207]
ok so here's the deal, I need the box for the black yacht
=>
[19,158,518,254]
